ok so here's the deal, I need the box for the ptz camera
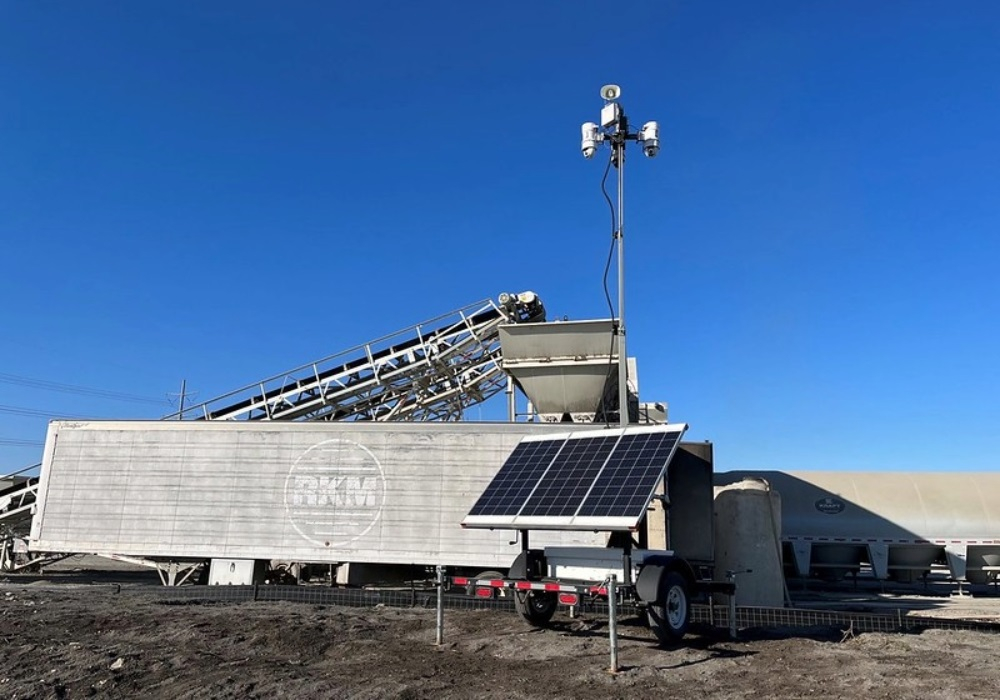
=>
[581,122,601,159]
[640,121,660,158]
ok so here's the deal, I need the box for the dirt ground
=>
[3,567,1000,700]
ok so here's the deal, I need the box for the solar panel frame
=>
[462,423,688,531]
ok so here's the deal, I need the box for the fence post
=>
[608,574,619,673]
[725,569,749,640]
[728,592,737,640]
[435,565,445,646]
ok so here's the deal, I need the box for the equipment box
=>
[209,558,267,585]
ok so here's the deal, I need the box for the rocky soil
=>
[2,578,1000,699]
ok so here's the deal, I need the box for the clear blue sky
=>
[2,2,998,474]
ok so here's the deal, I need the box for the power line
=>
[0,372,168,405]
[1,462,41,478]
[0,404,85,419]
[0,438,44,447]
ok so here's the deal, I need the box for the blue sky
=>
[1,2,998,474]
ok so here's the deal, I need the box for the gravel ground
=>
[3,575,1000,699]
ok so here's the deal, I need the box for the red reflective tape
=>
[543,583,561,592]
[452,577,469,586]
[488,580,505,587]
[514,581,532,590]
[589,586,608,596]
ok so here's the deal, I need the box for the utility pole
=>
[177,379,186,419]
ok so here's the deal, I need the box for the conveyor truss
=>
[0,469,68,572]
[2,292,545,576]
[166,291,545,422]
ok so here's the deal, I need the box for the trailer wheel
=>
[647,571,689,644]
[514,590,557,625]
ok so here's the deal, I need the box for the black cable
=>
[599,148,618,427]
[600,150,616,319]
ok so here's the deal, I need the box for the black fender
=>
[508,549,547,580]
[635,556,696,604]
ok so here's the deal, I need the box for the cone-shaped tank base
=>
[499,320,620,420]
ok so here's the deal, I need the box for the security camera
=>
[581,122,601,159]
[600,84,621,101]
[640,121,660,158]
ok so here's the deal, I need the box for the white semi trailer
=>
[29,420,611,585]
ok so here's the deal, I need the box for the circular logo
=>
[284,439,386,547]
[815,497,846,515]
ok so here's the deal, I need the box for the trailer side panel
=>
[31,421,604,568]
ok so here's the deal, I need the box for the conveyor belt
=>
[167,292,544,422]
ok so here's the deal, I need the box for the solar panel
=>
[576,431,681,518]
[519,434,619,517]
[462,423,687,531]
[466,438,565,517]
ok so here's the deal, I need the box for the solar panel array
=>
[463,424,687,531]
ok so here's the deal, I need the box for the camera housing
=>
[580,122,601,159]
[640,121,660,158]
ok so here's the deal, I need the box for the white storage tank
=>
[713,478,784,607]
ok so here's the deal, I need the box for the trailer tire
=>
[647,571,689,644]
[514,590,557,625]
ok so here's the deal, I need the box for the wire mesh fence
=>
[154,583,514,612]
[147,583,1000,636]
[695,603,1000,635]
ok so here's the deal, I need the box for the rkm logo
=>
[284,439,386,547]
[291,475,379,507]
